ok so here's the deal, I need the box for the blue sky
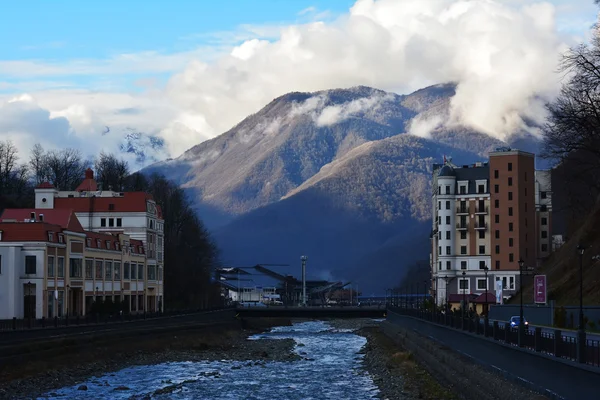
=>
[0,0,598,163]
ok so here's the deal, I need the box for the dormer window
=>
[48,232,54,241]
[97,239,101,248]
[86,238,92,247]
[106,241,111,249]
[139,246,143,253]
[58,234,64,244]
[115,242,120,251]
[131,245,135,254]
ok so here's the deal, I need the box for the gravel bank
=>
[0,321,297,400]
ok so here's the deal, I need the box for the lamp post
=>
[27,281,33,328]
[518,258,525,347]
[577,244,586,363]
[461,271,466,326]
[66,284,70,318]
[300,255,308,306]
[483,266,489,316]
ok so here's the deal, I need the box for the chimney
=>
[85,168,94,179]
[30,212,36,221]
[39,214,44,222]
[0,230,3,241]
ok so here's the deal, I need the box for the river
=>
[39,320,381,399]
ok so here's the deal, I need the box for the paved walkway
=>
[388,312,599,400]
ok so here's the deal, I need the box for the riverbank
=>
[0,318,295,400]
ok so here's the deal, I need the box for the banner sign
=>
[495,279,503,304]
[534,275,547,304]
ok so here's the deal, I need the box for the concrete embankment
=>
[380,319,549,400]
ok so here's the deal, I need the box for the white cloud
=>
[408,114,444,139]
[0,0,594,162]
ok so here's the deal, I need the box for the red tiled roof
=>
[0,222,64,243]
[0,209,84,232]
[55,192,157,214]
[36,182,55,189]
[75,168,98,192]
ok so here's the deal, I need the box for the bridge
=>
[235,305,387,319]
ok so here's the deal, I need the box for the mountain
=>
[143,83,544,292]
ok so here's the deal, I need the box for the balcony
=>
[456,222,469,230]
[456,207,469,215]
[474,222,488,230]
[475,206,489,214]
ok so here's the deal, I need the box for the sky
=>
[0,0,598,167]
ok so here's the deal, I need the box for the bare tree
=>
[29,143,49,186]
[0,140,19,193]
[94,152,129,191]
[44,148,87,190]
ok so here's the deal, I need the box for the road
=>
[389,312,600,400]
[486,318,600,342]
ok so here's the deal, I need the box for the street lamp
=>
[461,271,466,320]
[66,284,70,318]
[483,266,489,316]
[518,258,525,347]
[300,255,308,306]
[577,244,586,363]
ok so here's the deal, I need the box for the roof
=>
[55,192,158,215]
[0,222,64,243]
[448,293,479,303]
[83,231,145,254]
[36,182,55,189]
[472,293,496,304]
[75,168,98,192]
[0,209,84,232]
[438,165,456,177]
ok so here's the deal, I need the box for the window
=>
[124,262,130,279]
[446,231,451,240]
[148,265,156,280]
[109,203,115,211]
[25,255,36,274]
[58,234,64,244]
[158,268,163,281]
[541,205,547,212]
[460,231,467,240]
[446,246,451,255]
[69,258,82,278]
[541,231,547,239]
[494,184,499,193]
[461,246,467,255]
[478,184,485,194]
[495,245,500,254]
[502,277,508,290]
[508,177,513,186]
[105,261,113,280]
[495,260,500,270]
[479,230,485,239]
[509,276,515,290]
[57,257,64,277]
[438,186,441,194]
[461,261,467,270]
[459,279,469,290]
[495,215,499,223]
[508,162,513,171]
[495,230,500,239]
[438,232,441,240]
[101,218,106,227]
[116,218,122,227]
[540,191,547,199]
[48,232,53,241]
[95,260,103,279]
[445,216,450,225]
[439,261,442,270]
[477,261,485,270]
[138,264,144,280]
[131,263,137,280]
[542,244,548,252]
[438,201,441,209]
[106,241,111,249]
[494,170,499,179]
[439,246,442,255]
[438,216,441,225]
[85,259,93,279]
[446,261,451,270]
[97,239,101,248]
[86,238,91,247]
[477,279,487,290]
[495,199,499,208]
[109,218,114,227]
[479,245,485,254]
[445,185,450,194]
[509,253,514,262]
[460,186,466,194]
[508,192,513,201]
[114,262,121,280]
[541,217,547,226]
[47,256,55,277]
[47,291,54,318]
[445,201,450,210]
[509,222,513,232]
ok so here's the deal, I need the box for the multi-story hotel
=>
[431,148,551,308]
[0,209,147,319]
[0,169,165,319]
[33,169,164,312]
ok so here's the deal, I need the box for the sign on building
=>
[495,279,503,304]
[534,275,547,304]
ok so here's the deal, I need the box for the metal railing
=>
[387,305,600,368]
[475,206,489,214]
[456,222,469,230]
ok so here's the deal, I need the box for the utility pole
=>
[301,255,307,306]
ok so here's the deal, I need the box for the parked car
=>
[509,316,529,328]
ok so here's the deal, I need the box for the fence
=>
[388,306,600,368]
[0,306,234,332]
